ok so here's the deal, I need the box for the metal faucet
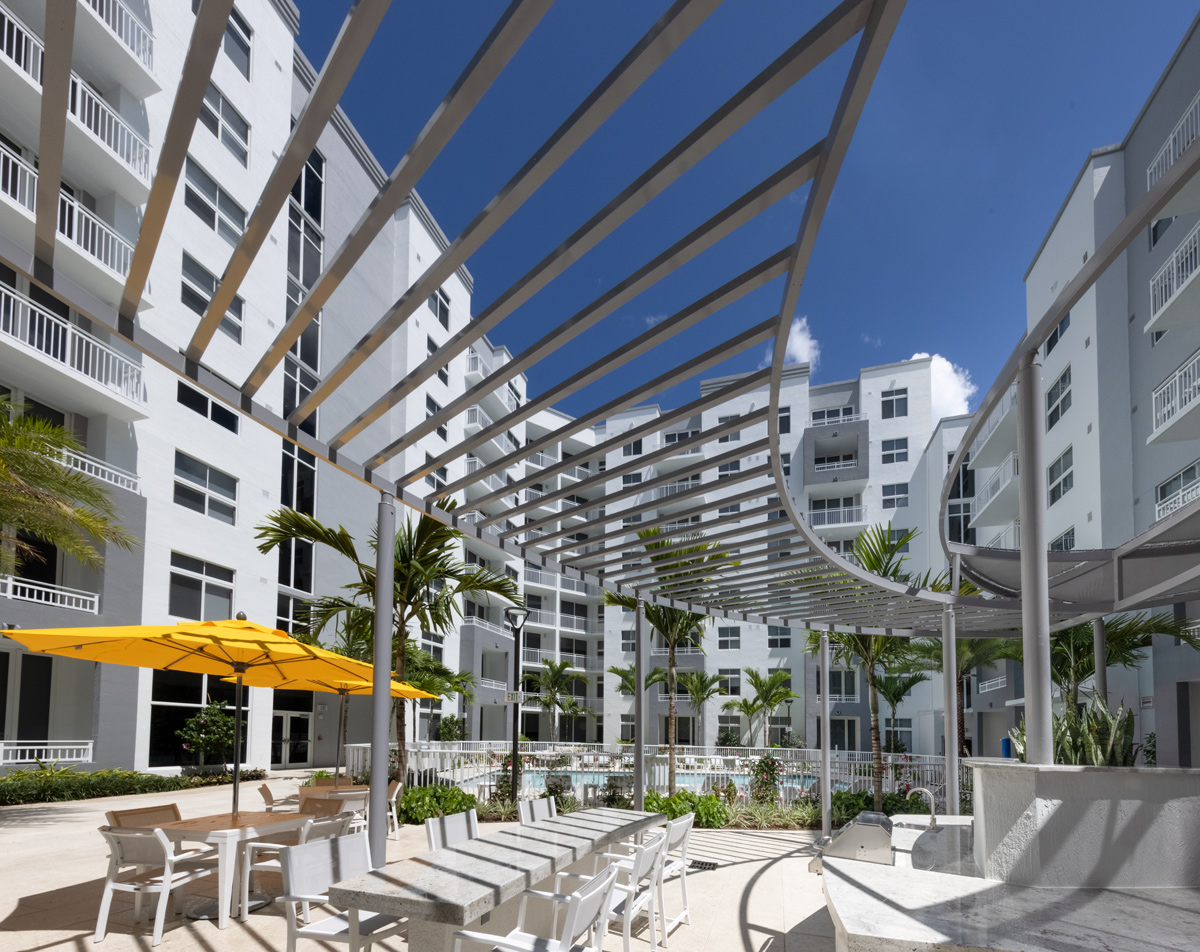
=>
[907,788,937,828]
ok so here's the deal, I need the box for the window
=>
[276,593,305,634]
[829,668,857,698]
[882,483,909,509]
[425,452,447,491]
[290,150,324,227]
[1153,329,1168,347]
[181,253,243,342]
[778,406,791,434]
[1048,447,1073,506]
[1157,459,1200,512]
[198,83,249,165]
[781,452,791,477]
[184,158,245,245]
[948,501,974,545]
[664,429,698,445]
[428,288,450,329]
[717,416,740,442]
[288,205,323,290]
[177,382,238,433]
[718,502,740,514]
[169,553,233,620]
[885,717,912,751]
[621,629,635,653]
[767,625,790,648]
[815,454,854,468]
[621,473,642,486]
[718,668,741,696]
[718,626,740,650]
[426,395,446,440]
[1046,366,1071,430]
[286,279,320,371]
[888,528,910,554]
[281,440,316,516]
[224,5,251,77]
[427,336,448,385]
[622,514,642,527]
[1044,312,1070,356]
[622,439,643,456]
[1151,217,1175,248]
[1050,527,1075,552]
[881,388,908,418]
[881,438,908,464]
[718,461,740,479]
[620,714,635,742]
[174,451,237,524]
[283,357,318,437]
[811,406,855,424]
[948,451,975,499]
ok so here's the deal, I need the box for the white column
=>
[820,631,831,838]
[1092,617,1108,705]
[369,491,396,866]
[633,595,645,810]
[942,607,960,815]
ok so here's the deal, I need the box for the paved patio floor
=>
[0,778,834,952]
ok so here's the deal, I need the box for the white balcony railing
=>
[478,677,507,692]
[559,614,601,634]
[459,510,485,526]
[656,481,700,500]
[524,527,545,543]
[0,141,35,213]
[0,283,144,401]
[560,576,601,597]
[465,404,493,429]
[978,676,1007,693]
[975,452,1019,513]
[61,449,139,492]
[809,412,863,427]
[560,651,600,671]
[562,464,590,480]
[985,522,1021,550]
[462,615,508,638]
[0,3,43,84]
[500,388,520,413]
[522,647,556,665]
[1149,218,1200,321]
[58,189,134,276]
[1148,86,1200,190]
[524,566,557,587]
[813,459,858,472]
[651,645,704,657]
[1156,480,1200,521]
[69,77,152,182]
[525,608,557,628]
[0,740,94,765]
[815,693,860,704]
[968,383,1017,461]
[1153,345,1200,433]
[525,450,558,468]
[0,575,99,612]
[85,0,154,72]
[807,506,865,527]
[466,347,492,377]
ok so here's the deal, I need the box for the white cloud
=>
[912,352,977,421]
[860,332,883,348]
[643,313,668,328]
[762,316,820,369]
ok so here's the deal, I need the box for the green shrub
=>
[644,789,728,829]
[0,765,265,805]
[556,795,583,814]
[787,800,821,829]
[437,715,466,742]
[478,798,518,822]
[396,784,478,825]
[749,755,782,804]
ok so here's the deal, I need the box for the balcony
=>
[478,677,507,692]
[461,615,509,639]
[1147,86,1200,218]
[0,282,147,419]
[814,458,858,473]
[559,614,602,634]
[465,347,493,381]
[1146,218,1200,335]
[968,383,1018,469]
[524,565,558,588]
[1150,345,1200,443]
[807,506,865,528]
[61,448,139,493]
[524,608,558,628]
[984,522,1021,550]
[559,651,601,671]
[525,450,559,468]
[973,451,1019,525]
[0,574,98,613]
[0,3,152,202]
[464,404,493,431]
[560,576,601,597]
[1157,479,1200,521]
[458,510,486,527]
[521,647,556,665]
[651,645,704,657]
[815,693,860,704]
[810,412,863,427]
[561,464,591,480]
[978,676,1007,693]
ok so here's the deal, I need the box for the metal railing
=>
[562,464,590,480]
[814,693,860,704]
[656,481,700,499]
[968,383,1017,461]
[559,614,601,634]
[466,348,492,377]
[975,451,1019,513]
[69,77,151,182]
[0,740,94,765]
[465,404,493,429]
[524,608,557,627]
[1150,217,1200,321]
[0,140,35,213]
[978,675,1007,693]
[85,0,154,72]
[526,450,559,468]
[1153,344,1200,433]
[809,412,862,427]
[522,647,556,665]
[1148,86,1200,190]
[985,522,1021,550]
[651,645,704,656]
[560,576,601,597]
[1156,480,1200,521]
[459,510,485,526]
[0,283,144,401]
[462,615,508,638]
[61,449,139,492]
[478,677,507,692]
[813,459,858,472]
[807,506,864,527]
[58,189,134,276]
[0,2,43,84]
[0,574,99,612]
[524,566,557,587]
[560,651,601,671]
[500,388,520,413]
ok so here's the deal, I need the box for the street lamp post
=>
[505,606,530,800]
[785,698,793,745]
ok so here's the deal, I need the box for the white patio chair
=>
[259,783,300,812]
[383,780,402,840]
[569,830,668,952]
[517,796,557,825]
[452,864,619,952]
[426,808,481,851]
[300,797,344,817]
[94,826,215,947]
[330,791,369,833]
[105,804,218,864]
[655,814,694,946]
[240,814,352,922]
[277,832,404,952]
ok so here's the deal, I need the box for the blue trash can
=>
[1001,737,1012,758]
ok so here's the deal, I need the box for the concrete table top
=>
[328,807,667,925]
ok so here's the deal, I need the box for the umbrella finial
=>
[236,612,248,621]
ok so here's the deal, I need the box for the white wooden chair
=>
[330,791,369,832]
[277,832,404,952]
[259,783,300,812]
[655,814,694,946]
[587,830,668,952]
[452,864,619,952]
[517,796,557,825]
[240,814,352,922]
[426,808,480,851]
[94,826,215,947]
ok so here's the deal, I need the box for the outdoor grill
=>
[809,811,894,874]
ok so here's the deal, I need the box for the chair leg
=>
[623,912,633,952]
[679,867,690,925]
[151,889,171,947]
[240,856,251,923]
[647,891,658,952]
[658,876,669,949]
[94,884,115,943]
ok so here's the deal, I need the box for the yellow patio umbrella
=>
[0,616,399,816]
[223,672,436,784]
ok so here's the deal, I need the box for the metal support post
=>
[511,624,523,798]
[942,607,960,815]
[1092,617,1108,705]
[1016,350,1053,764]
[369,491,396,867]
[634,595,645,811]
[820,631,831,838]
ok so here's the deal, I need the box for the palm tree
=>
[677,670,725,746]
[0,395,135,575]
[604,527,733,793]
[607,663,667,695]
[744,668,799,746]
[523,659,590,742]
[556,695,598,741]
[876,671,929,751]
[720,697,762,746]
[255,501,519,782]
[403,642,477,743]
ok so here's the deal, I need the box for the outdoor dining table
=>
[329,806,667,951]
[154,810,310,930]
[297,784,369,812]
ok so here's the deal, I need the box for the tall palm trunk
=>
[667,645,677,794]
[868,672,883,812]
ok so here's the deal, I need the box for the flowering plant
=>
[749,754,783,803]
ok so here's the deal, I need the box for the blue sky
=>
[291,1,1199,420]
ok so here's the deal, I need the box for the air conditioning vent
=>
[1140,696,1153,709]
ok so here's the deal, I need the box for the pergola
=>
[8,0,1200,859]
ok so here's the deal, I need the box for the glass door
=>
[271,713,312,768]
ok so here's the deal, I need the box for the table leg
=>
[217,841,234,929]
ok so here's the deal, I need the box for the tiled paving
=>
[0,778,833,952]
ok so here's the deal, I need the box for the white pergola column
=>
[370,491,396,866]
[820,631,831,838]
[942,607,960,815]
[633,595,645,810]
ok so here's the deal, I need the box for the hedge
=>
[0,767,267,805]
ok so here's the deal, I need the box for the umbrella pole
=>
[232,668,245,819]
[336,691,346,787]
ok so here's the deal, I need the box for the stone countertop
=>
[328,807,666,924]
[822,855,1200,952]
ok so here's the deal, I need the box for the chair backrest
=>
[106,803,182,828]
[518,796,557,825]
[425,808,480,851]
[312,777,337,787]
[98,826,172,869]
[279,831,372,901]
[559,865,620,948]
[258,784,279,806]
[665,813,694,859]
[332,792,368,813]
[627,830,668,886]
[300,797,343,817]
[386,779,400,802]
[300,814,352,844]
